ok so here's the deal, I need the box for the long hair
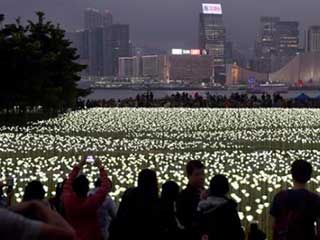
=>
[161,181,179,203]
[209,174,230,197]
[137,169,159,200]
[23,180,45,201]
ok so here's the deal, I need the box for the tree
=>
[0,12,87,115]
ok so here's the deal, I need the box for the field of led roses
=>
[1,108,320,235]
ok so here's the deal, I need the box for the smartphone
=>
[86,155,95,164]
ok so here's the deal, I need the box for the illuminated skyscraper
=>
[254,17,280,73]
[276,21,299,69]
[199,3,226,84]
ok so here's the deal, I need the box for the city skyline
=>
[1,0,320,51]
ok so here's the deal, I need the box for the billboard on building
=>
[191,49,201,55]
[172,49,183,55]
[202,3,222,15]
[171,49,204,56]
[182,49,191,55]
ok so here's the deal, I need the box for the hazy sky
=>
[1,0,320,50]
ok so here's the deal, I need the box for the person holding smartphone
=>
[62,155,112,240]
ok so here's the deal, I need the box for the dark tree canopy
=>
[0,12,87,112]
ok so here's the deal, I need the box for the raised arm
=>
[84,159,111,211]
[63,157,85,198]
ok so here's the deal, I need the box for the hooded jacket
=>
[197,196,244,240]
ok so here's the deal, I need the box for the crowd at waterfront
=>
[79,92,320,108]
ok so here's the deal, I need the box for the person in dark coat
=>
[159,181,181,240]
[109,169,161,240]
[176,160,206,240]
[197,174,244,240]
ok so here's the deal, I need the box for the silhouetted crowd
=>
[78,92,320,109]
[1,158,320,240]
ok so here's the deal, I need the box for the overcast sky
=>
[1,0,320,50]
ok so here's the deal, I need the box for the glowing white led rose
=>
[1,108,320,232]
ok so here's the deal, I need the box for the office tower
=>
[225,41,233,64]
[254,17,280,73]
[276,21,299,69]
[67,30,89,60]
[84,8,102,29]
[102,10,113,27]
[254,17,299,73]
[66,29,89,75]
[308,26,320,52]
[88,27,104,76]
[88,25,130,77]
[277,22,299,55]
[104,24,131,76]
[83,9,131,76]
[199,3,226,84]
[84,8,113,30]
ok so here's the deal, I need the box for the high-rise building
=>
[199,3,226,84]
[83,9,130,76]
[88,27,104,76]
[84,8,113,30]
[102,10,113,27]
[254,17,280,73]
[308,26,320,53]
[87,24,130,76]
[254,17,299,73]
[277,22,299,55]
[225,41,233,64]
[104,24,131,76]
[66,29,89,75]
[84,8,102,30]
[276,21,299,69]
[83,8,115,76]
